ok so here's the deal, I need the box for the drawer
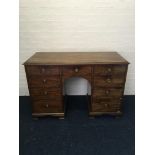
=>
[32,95,62,105]
[26,65,60,76]
[94,65,126,76]
[29,87,61,96]
[93,97,121,103]
[32,95,61,103]
[62,65,91,77]
[93,88,123,97]
[28,76,60,88]
[92,98,121,112]
[94,75,125,88]
[91,102,120,112]
[32,100,63,113]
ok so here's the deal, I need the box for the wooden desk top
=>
[24,52,129,65]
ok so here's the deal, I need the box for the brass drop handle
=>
[43,79,47,83]
[44,91,48,95]
[107,78,111,83]
[117,110,121,113]
[74,67,79,73]
[41,68,45,73]
[104,103,108,107]
[107,68,112,72]
[45,104,49,108]
[105,90,110,95]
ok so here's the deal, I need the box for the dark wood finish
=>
[28,76,61,88]
[93,88,123,97]
[29,87,61,96]
[23,52,129,65]
[32,100,63,113]
[93,97,121,103]
[93,75,125,88]
[24,52,129,118]
[62,65,91,77]
[94,65,127,76]
[26,65,60,76]
[62,65,92,83]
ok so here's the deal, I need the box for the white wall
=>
[19,0,135,95]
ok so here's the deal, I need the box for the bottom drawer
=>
[92,98,121,112]
[32,100,63,113]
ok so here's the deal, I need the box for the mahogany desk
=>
[24,52,129,118]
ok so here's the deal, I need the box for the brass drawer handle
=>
[105,90,110,95]
[74,67,79,73]
[107,68,112,72]
[44,91,48,95]
[43,79,47,83]
[45,104,49,108]
[106,78,111,83]
[41,68,45,73]
[104,103,108,107]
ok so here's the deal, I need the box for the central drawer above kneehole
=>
[62,65,92,78]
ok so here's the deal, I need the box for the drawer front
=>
[26,65,60,76]
[32,96,61,101]
[62,65,91,77]
[29,87,61,96]
[91,103,120,112]
[93,96,121,105]
[32,95,61,103]
[93,97,121,103]
[94,65,126,76]
[32,100,63,113]
[94,75,125,88]
[28,76,60,88]
[92,97,121,112]
[93,88,123,97]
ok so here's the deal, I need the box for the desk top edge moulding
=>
[23,52,129,119]
[23,52,129,65]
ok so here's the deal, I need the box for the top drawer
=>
[25,65,60,76]
[62,65,91,77]
[94,65,127,76]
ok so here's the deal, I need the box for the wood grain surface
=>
[23,52,129,65]
[24,52,129,118]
